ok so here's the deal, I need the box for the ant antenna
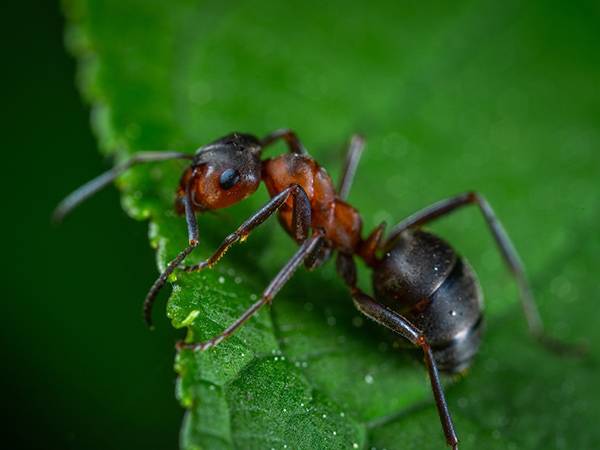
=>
[52,151,192,223]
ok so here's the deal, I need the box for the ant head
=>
[177,132,263,212]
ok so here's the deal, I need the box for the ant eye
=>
[219,168,240,190]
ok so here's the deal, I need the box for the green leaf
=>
[64,0,600,448]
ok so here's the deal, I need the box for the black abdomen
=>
[373,230,484,373]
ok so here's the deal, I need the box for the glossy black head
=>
[178,133,263,211]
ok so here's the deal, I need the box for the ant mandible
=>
[54,129,579,449]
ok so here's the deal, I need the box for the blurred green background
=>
[3,1,180,449]
[3,0,599,449]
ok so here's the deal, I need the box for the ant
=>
[55,129,582,449]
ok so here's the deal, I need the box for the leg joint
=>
[466,190,480,202]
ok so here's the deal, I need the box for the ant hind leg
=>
[385,191,586,356]
[336,253,458,449]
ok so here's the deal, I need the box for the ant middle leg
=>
[385,191,584,355]
[336,253,458,450]
[181,183,311,273]
[177,231,324,351]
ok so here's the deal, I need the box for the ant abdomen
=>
[373,230,484,373]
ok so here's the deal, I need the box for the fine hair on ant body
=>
[55,129,582,449]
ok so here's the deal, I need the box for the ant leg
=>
[143,174,199,327]
[385,191,584,355]
[353,289,458,450]
[260,129,308,155]
[336,254,458,450]
[53,151,192,222]
[304,239,331,270]
[357,222,386,266]
[177,232,324,351]
[337,134,365,200]
[182,184,311,272]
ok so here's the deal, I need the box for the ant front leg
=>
[143,172,200,327]
[181,183,311,273]
[145,183,311,326]
[260,129,308,155]
[385,191,585,356]
[336,254,458,450]
[177,231,324,351]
